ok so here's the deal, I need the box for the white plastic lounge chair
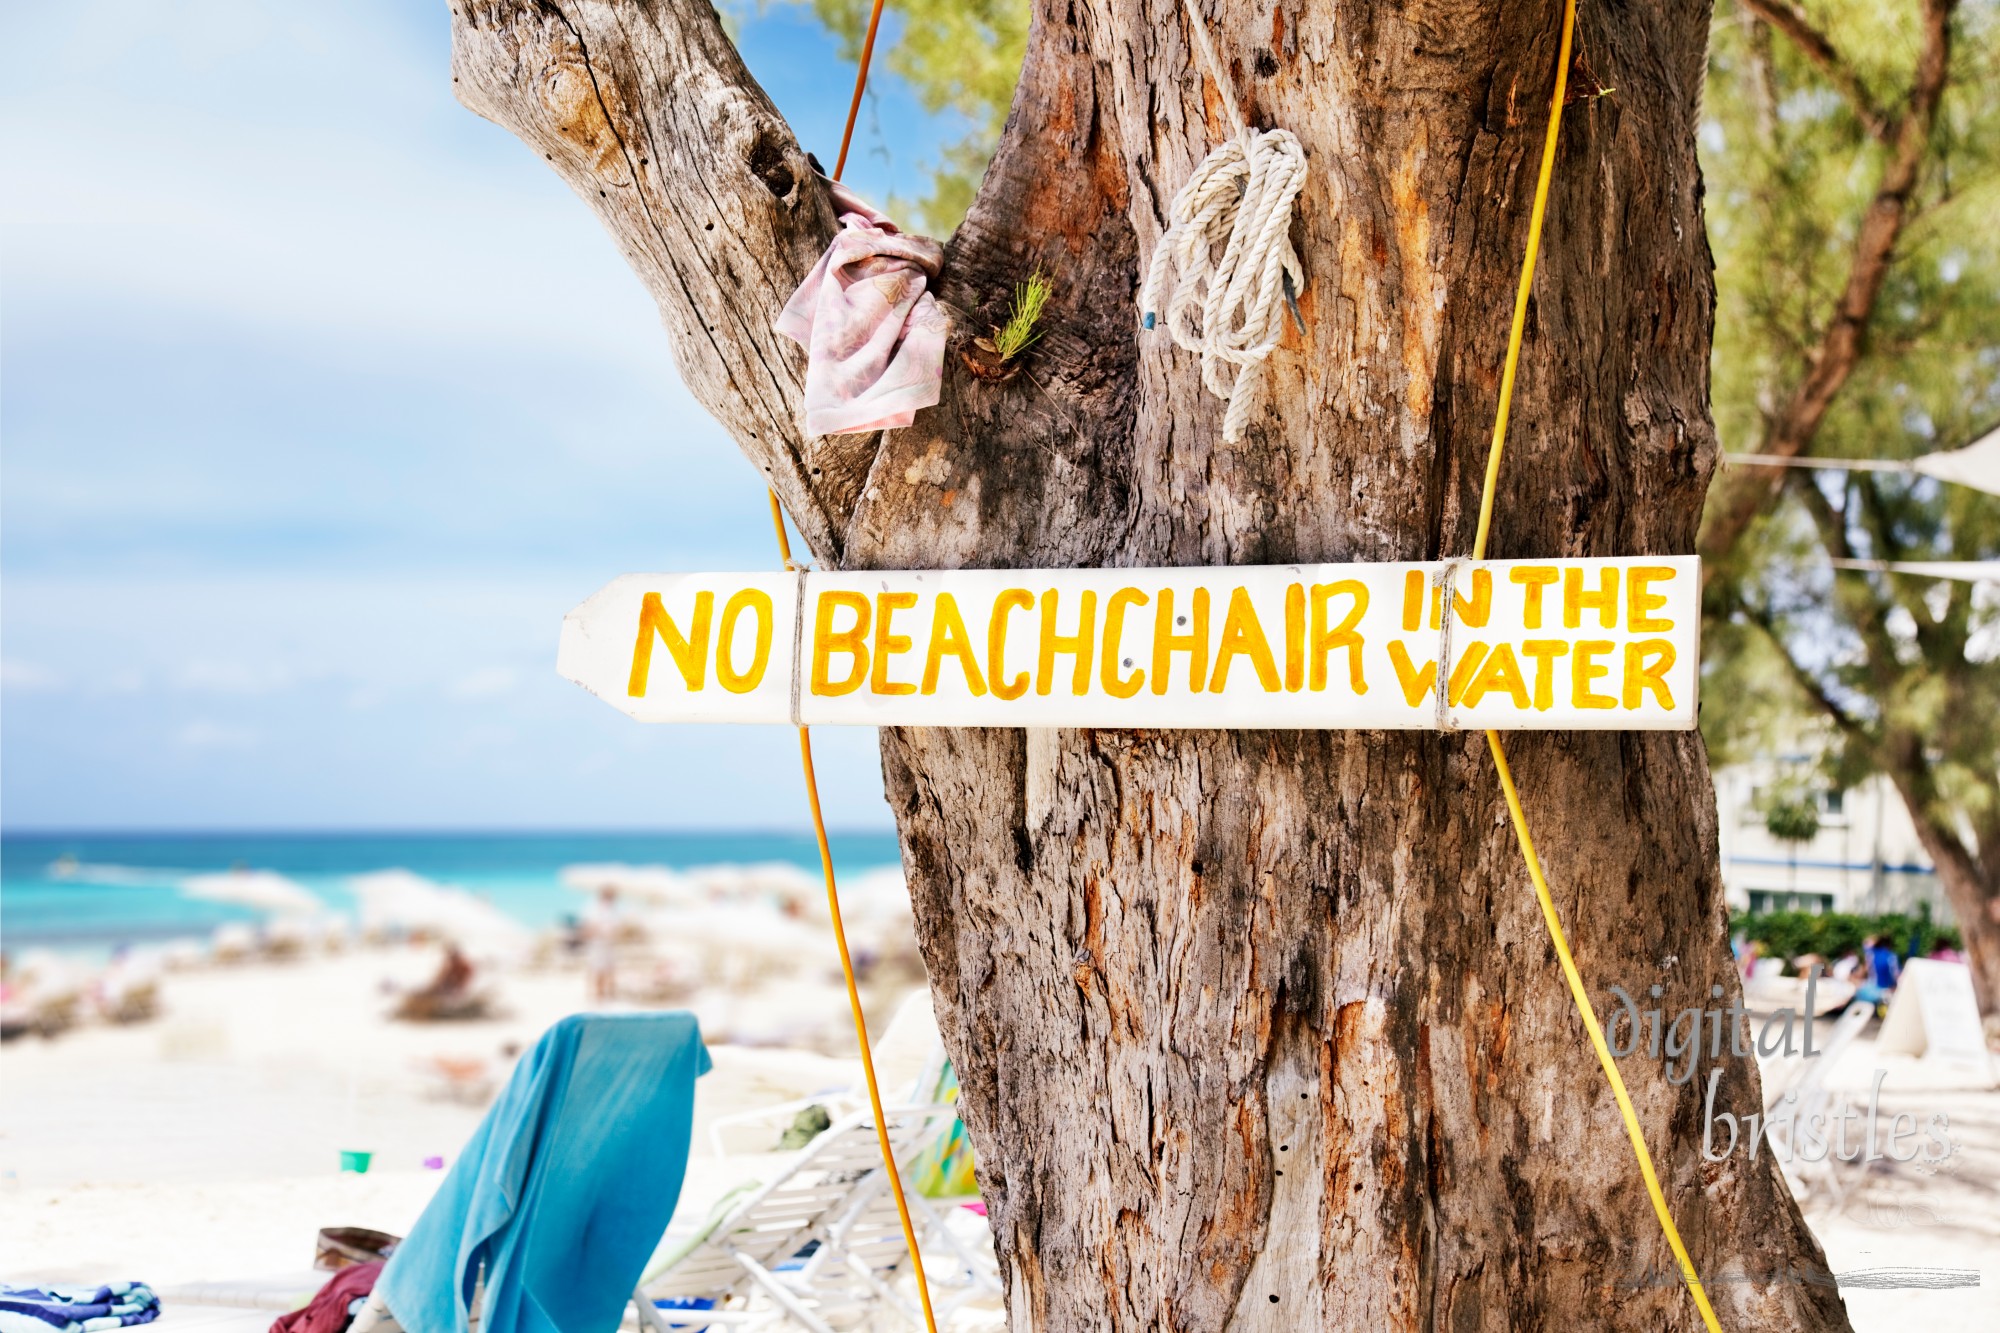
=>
[702,991,947,1159]
[631,1101,999,1331]
[1762,1001,1877,1210]
[1761,998,1874,1110]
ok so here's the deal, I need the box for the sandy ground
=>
[0,948,870,1189]
[0,948,882,1289]
[1760,1019,2000,1330]
[2,952,1994,1329]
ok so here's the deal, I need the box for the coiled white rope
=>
[1139,1,1307,443]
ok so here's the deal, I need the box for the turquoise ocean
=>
[0,831,905,956]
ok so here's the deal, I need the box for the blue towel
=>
[0,1284,159,1333]
[377,1012,710,1333]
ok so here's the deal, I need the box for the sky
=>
[1,0,973,830]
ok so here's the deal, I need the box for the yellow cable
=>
[1486,734,1723,1328]
[766,495,941,1331]
[1472,4,1722,1329]
[833,0,888,181]
[766,490,795,567]
[798,726,942,1329]
[766,14,940,1321]
[1470,0,1575,566]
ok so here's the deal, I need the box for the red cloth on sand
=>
[271,1262,383,1333]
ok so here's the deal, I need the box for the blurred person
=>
[427,943,476,1000]
[395,942,483,1021]
[584,887,620,1003]
[1855,935,1902,1008]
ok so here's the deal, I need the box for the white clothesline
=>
[1721,425,2000,498]
[1826,558,2000,584]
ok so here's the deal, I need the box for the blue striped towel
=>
[0,1284,160,1333]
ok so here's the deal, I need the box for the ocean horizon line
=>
[0,824,900,840]
[3,827,912,956]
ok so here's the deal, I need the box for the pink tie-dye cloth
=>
[775,183,946,436]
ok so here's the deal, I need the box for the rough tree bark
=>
[451,0,1854,1326]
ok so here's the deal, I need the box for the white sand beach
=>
[0,943,900,1277]
[1,947,1994,1330]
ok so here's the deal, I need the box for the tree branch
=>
[1742,601,1878,757]
[448,0,866,563]
[1700,0,1957,565]
[1788,471,1911,705]
[1738,0,1893,143]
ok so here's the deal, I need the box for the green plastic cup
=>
[339,1150,374,1174]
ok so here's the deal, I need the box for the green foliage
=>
[1700,1,2000,852]
[1733,908,1959,967]
[991,269,1051,361]
[1762,781,1823,844]
[774,0,1030,234]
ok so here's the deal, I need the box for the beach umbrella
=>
[348,870,531,952]
[180,869,325,915]
[559,863,699,907]
[634,900,827,989]
[651,900,822,953]
[683,862,822,904]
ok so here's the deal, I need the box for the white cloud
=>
[177,720,260,751]
[176,660,292,695]
[95,670,152,697]
[447,666,521,700]
[0,659,62,691]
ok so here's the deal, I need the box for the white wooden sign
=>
[557,558,1699,730]
[1876,958,1998,1086]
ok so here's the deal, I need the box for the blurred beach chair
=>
[703,991,944,1158]
[98,977,160,1024]
[1742,971,1855,1019]
[0,990,80,1041]
[1,952,87,1040]
[1760,999,1874,1110]
[1763,1000,1877,1211]
[391,987,497,1022]
[210,924,257,965]
[632,1100,999,1331]
[94,948,164,1024]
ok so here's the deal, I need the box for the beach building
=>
[1715,761,1948,921]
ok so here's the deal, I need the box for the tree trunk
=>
[1890,760,2000,1011]
[1921,826,2000,1011]
[450,0,1854,1326]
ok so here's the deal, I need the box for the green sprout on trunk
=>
[992,270,1052,362]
